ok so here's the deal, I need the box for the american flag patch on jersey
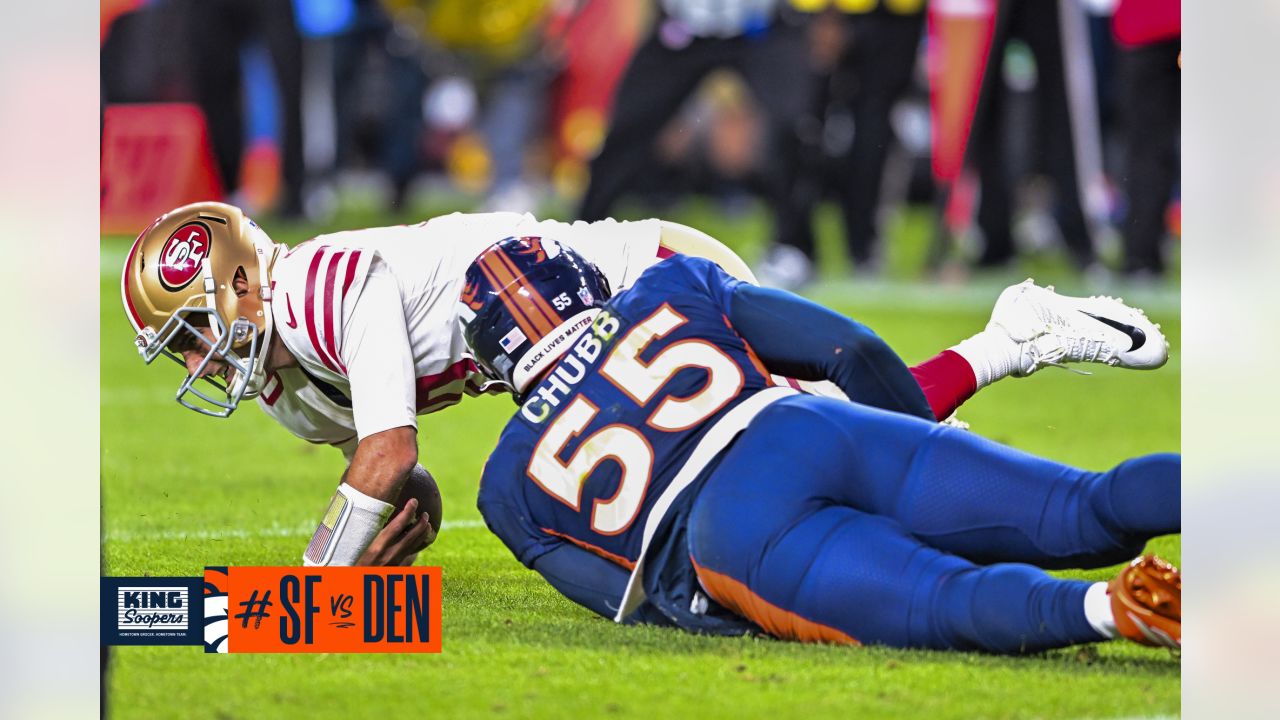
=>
[304,492,350,564]
[499,326,527,353]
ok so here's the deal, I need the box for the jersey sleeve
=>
[255,370,361,459]
[340,260,419,440]
[530,544,637,621]
[476,437,562,567]
[726,283,934,420]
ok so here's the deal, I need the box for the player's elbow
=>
[385,427,420,477]
[831,321,886,363]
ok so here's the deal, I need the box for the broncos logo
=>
[507,236,548,263]
[203,567,230,653]
[460,275,486,311]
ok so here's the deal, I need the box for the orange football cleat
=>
[1109,555,1181,649]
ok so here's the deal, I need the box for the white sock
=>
[1083,582,1117,639]
[950,330,1022,388]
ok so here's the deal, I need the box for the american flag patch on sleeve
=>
[304,491,350,565]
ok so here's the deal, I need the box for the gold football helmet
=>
[121,202,283,417]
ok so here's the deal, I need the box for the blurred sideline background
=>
[100,0,1181,296]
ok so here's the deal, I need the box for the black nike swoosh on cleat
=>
[1081,311,1146,352]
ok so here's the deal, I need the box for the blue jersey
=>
[478,256,779,572]
[478,254,933,630]
[473,255,1183,652]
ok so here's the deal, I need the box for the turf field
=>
[101,202,1180,719]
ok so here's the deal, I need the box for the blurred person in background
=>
[576,0,819,290]
[604,73,764,214]
[1113,0,1179,281]
[101,1,189,103]
[791,0,928,276]
[331,0,431,212]
[965,0,1104,273]
[380,0,576,212]
[830,0,927,275]
[184,0,307,217]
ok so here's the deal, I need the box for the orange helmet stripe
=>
[497,273,558,336]
[475,253,549,341]
[477,250,561,339]
[489,247,564,330]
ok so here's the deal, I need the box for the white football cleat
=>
[988,279,1169,376]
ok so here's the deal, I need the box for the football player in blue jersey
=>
[459,236,1180,653]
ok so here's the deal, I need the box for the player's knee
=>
[1084,453,1181,544]
[1111,454,1181,495]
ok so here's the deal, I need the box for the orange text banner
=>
[205,566,442,653]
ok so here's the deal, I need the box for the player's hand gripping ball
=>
[394,464,443,546]
[397,464,443,535]
[358,465,443,566]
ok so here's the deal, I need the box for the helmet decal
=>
[458,236,613,400]
[158,221,212,291]
[508,235,549,263]
[122,201,281,418]
[460,276,485,311]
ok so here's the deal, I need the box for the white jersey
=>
[257,212,662,456]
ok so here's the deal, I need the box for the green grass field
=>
[101,202,1180,719]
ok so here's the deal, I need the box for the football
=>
[394,464,444,536]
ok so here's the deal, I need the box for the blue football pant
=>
[687,395,1180,653]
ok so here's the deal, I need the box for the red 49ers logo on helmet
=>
[158,222,211,290]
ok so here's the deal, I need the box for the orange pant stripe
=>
[691,559,860,645]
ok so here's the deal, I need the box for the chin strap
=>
[240,243,280,399]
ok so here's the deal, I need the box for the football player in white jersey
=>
[121,202,1169,567]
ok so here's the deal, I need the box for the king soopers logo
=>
[158,222,212,290]
[117,586,189,630]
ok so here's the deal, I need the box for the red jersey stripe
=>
[303,247,342,374]
[414,360,478,411]
[332,250,363,374]
[322,250,347,373]
[418,392,464,414]
[261,372,283,406]
[341,250,362,298]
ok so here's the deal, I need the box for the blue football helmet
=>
[458,236,611,399]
